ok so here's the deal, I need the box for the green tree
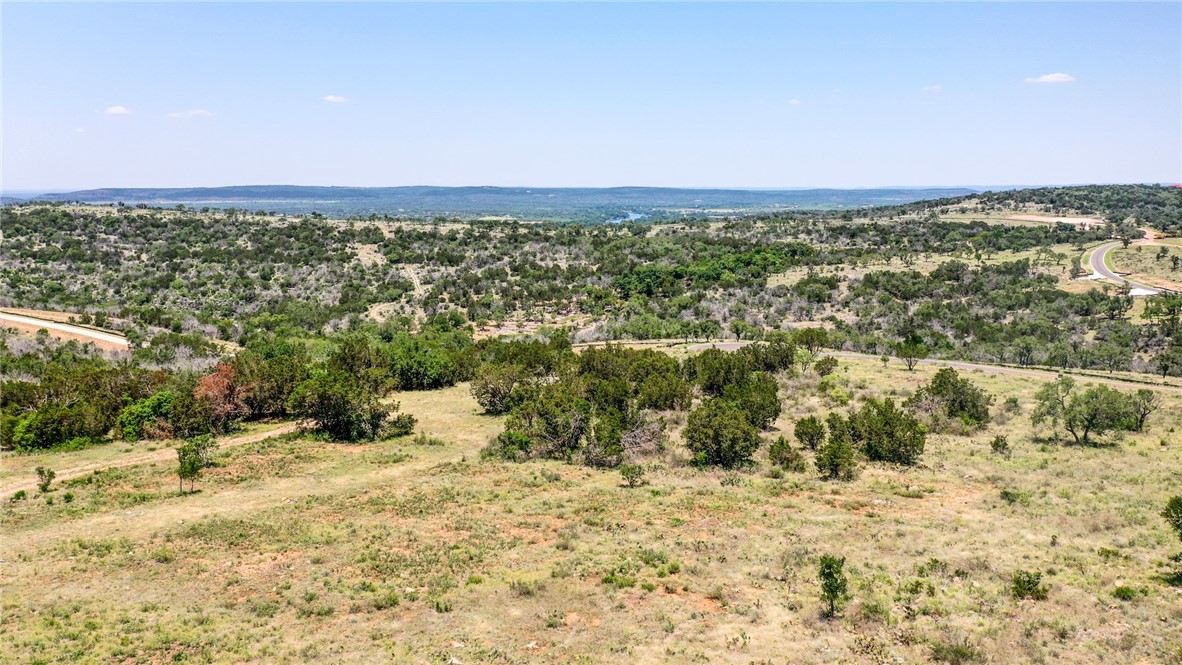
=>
[793,415,826,450]
[818,554,848,617]
[503,383,593,460]
[794,328,830,353]
[470,363,529,415]
[1031,376,1072,435]
[896,341,928,372]
[721,372,781,430]
[1163,496,1182,542]
[768,436,807,472]
[1034,378,1134,445]
[813,356,839,377]
[905,367,993,426]
[116,391,175,441]
[232,337,312,418]
[176,441,203,494]
[288,371,392,442]
[816,435,858,481]
[35,466,55,493]
[684,399,760,468]
[854,398,927,465]
[1125,389,1159,432]
[636,372,692,411]
[689,349,751,397]
[1153,347,1182,378]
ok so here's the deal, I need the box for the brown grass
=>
[2,368,1180,664]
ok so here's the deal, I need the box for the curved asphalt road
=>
[1089,241,1160,295]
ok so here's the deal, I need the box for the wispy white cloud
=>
[1024,72,1076,84]
[788,98,802,105]
[921,84,943,94]
[104,105,132,115]
[167,109,213,118]
[323,95,348,103]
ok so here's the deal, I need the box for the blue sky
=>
[3,2,1179,190]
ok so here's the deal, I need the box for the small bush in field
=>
[990,435,1011,457]
[36,466,55,493]
[386,413,417,437]
[619,463,646,487]
[1011,570,1049,600]
[768,436,807,473]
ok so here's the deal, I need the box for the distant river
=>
[606,211,648,224]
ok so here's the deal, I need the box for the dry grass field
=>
[2,359,1181,664]
[1108,242,1182,291]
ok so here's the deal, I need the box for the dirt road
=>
[0,422,302,497]
[0,310,130,350]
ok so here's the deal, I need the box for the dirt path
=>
[0,422,302,497]
[0,445,462,556]
[405,264,425,298]
[0,310,130,350]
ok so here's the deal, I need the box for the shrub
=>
[470,363,528,415]
[483,430,533,462]
[116,391,176,441]
[1111,585,1145,601]
[509,580,545,597]
[619,463,646,487]
[636,373,692,411]
[768,436,807,473]
[386,412,417,437]
[684,399,761,468]
[1011,570,1049,600]
[854,398,926,466]
[816,435,858,481]
[721,372,782,430]
[999,488,1030,506]
[1163,496,1182,542]
[906,368,993,426]
[373,591,400,610]
[35,466,55,493]
[813,356,839,377]
[929,638,983,664]
[288,371,392,442]
[793,415,825,450]
[818,554,848,617]
[990,435,1011,457]
[412,431,446,446]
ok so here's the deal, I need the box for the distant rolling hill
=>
[25,185,980,221]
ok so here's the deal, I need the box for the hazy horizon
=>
[4,182,1176,200]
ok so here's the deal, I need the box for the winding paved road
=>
[1089,241,1160,295]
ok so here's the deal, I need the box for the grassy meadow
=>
[1108,241,1182,291]
[2,358,1181,664]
